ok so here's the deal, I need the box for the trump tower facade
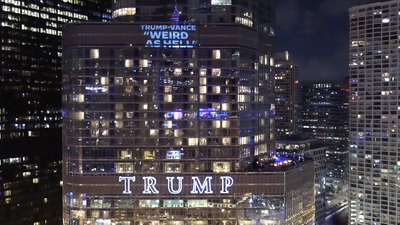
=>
[62,1,316,224]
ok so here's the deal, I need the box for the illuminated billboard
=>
[141,24,198,48]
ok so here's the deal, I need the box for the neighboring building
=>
[276,137,327,225]
[349,1,400,224]
[300,80,349,193]
[0,1,111,224]
[62,1,315,224]
[274,51,299,138]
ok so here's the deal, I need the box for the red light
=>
[295,80,299,84]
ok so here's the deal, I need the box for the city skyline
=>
[2,0,388,224]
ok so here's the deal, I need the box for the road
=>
[326,205,348,225]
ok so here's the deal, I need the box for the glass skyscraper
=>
[301,80,349,192]
[0,1,110,224]
[62,1,315,224]
[349,0,400,224]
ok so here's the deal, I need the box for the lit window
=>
[211,0,232,5]
[163,199,183,207]
[174,68,182,76]
[112,7,136,18]
[125,59,133,67]
[114,163,133,173]
[165,163,182,173]
[199,86,207,94]
[212,86,221,93]
[213,50,221,59]
[139,199,159,208]
[164,94,172,102]
[200,69,207,76]
[188,138,198,146]
[187,199,207,207]
[90,49,99,58]
[139,59,148,67]
[166,150,181,159]
[212,68,221,76]
[213,162,231,173]
[33,178,39,183]
[100,77,109,85]
[200,78,207,85]
[143,151,155,159]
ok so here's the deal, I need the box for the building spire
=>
[170,0,180,23]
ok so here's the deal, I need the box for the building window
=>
[143,151,155,159]
[163,199,184,207]
[90,49,99,58]
[166,150,181,159]
[112,7,136,18]
[187,199,208,207]
[213,162,231,173]
[115,163,133,173]
[213,50,221,59]
[139,200,159,208]
[125,59,133,67]
[165,163,182,173]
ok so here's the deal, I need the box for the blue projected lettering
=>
[141,25,197,48]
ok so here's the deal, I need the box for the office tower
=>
[276,137,327,225]
[274,51,299,138]
[63,0,315,224]
[0,1,110,225]
[349,0,400,224]
[301,80,349,193]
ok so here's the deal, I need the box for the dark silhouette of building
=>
[274,51,299,138]
[300,79,349,193]
[0,1,110,224]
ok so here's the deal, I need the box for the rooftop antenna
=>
[170,0,180,24]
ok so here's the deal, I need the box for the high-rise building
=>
[63,1,315,224]
[274,51,299,138]
[349,1,400,224]
[300,80,349,193]
[0,1,110,224]
[276,137,327,225]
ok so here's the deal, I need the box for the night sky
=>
[275,0,361,81]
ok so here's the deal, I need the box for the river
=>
[326,207,348,225]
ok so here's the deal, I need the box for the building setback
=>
[0,1,110,224]
[63,0,315,224]
[349,0,400,224]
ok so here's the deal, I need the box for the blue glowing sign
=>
[141,25,197,48]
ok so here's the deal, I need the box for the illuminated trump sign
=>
[141,24,198,48]
[119,175,234,195]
